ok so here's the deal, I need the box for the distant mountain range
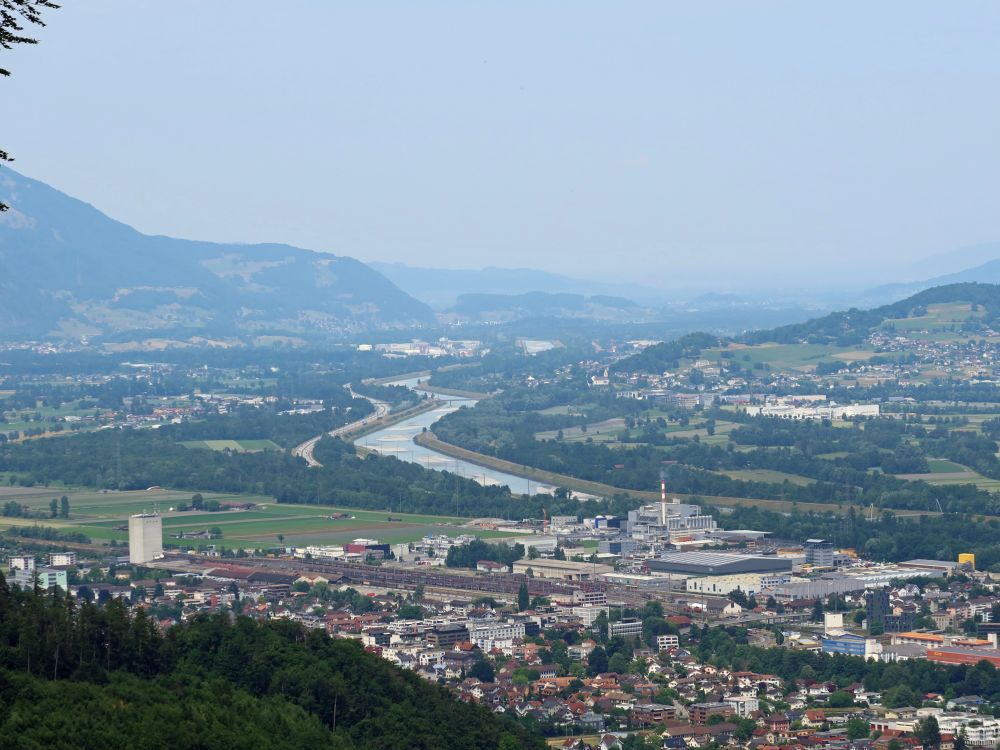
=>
[442,291,655,323]
[369,261,671,309]
[860,254,1000,307]
[0,170,434,343]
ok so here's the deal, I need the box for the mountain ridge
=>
[0,170,434,342]
[618,282,1000,372]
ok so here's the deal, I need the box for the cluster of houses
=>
[8,546,1000,748]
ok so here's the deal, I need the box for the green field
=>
[703,343,855,372]
[894,461,1000,491]
[180,439,282,452]
[881,302,983,331]
[714,468,815,486]
[0,486,502,551]
[535,417,626,443]
[927,458,968,473]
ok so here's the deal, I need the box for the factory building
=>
[820,612,882,659]
[927,647,1000,668]
[685,572,790,597]
[512,558,613,581]
[625,500,717,545]
[646,551,792,577]
[767,563,946,601]
[821,631,882,659]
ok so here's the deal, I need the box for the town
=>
[8,480,1000,748]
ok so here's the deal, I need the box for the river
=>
[353,377,559,496]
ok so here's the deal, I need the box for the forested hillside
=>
[0,577,542,749]
[743,282,1000,345]
[0,169,435,340]
[619,283,1000,372]
[432,391,1000,516]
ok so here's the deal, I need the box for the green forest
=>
[0,576,542,749]
[432,389,1000,514]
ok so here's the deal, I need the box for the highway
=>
[292,388,389,467]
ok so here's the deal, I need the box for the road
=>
[292,388,389,467]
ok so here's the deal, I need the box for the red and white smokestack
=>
[661,478,666,502]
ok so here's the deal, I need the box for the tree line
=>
[0,576,542,749]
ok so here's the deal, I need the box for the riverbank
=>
[412,431,905,517]
[348,398,441,443]
[414,384,493,400]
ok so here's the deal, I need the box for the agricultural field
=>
[926,459,968,473]
[0,398,103,438]
[0,486,504,551]
[702,342,859,372]
[880,302,984,333]
[534,417,626,443]
[894,462,1000,492]
[713,468,815,486]
[180,439,282,452]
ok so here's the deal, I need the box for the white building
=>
[685,572,789,597]
[725,696,760,717]
[128,513,163,564]
[48,552,77,567]
[573,605,610,627]
[610,618,644,638]
[743,401,880,421]
[7,555,35,572]
[467,621,525,649]
[656,634,680,651]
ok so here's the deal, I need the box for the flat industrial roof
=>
[655,551,780,565]
[513,558,611,571]
[647,551,792,575]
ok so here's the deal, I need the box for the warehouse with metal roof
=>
[646,551,793,577]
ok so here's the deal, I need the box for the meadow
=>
[0,486,502,551]
[180,439,282,452]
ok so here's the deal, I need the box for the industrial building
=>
[803,539,835,568]
[128,513,164,564]
[625,499,717,546]
[821,631,880,658]
[927,647,1000,668]
[511,558,613,581]
[646,551,792,577]
[766,563,946,601]
[820,614,882,659]
[598,538,638,556]
[743,402,880,420]
[599,572,681,591]
[685,572,790,596]
[898,559,959,574]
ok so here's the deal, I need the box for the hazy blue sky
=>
[4,2,1000,287]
